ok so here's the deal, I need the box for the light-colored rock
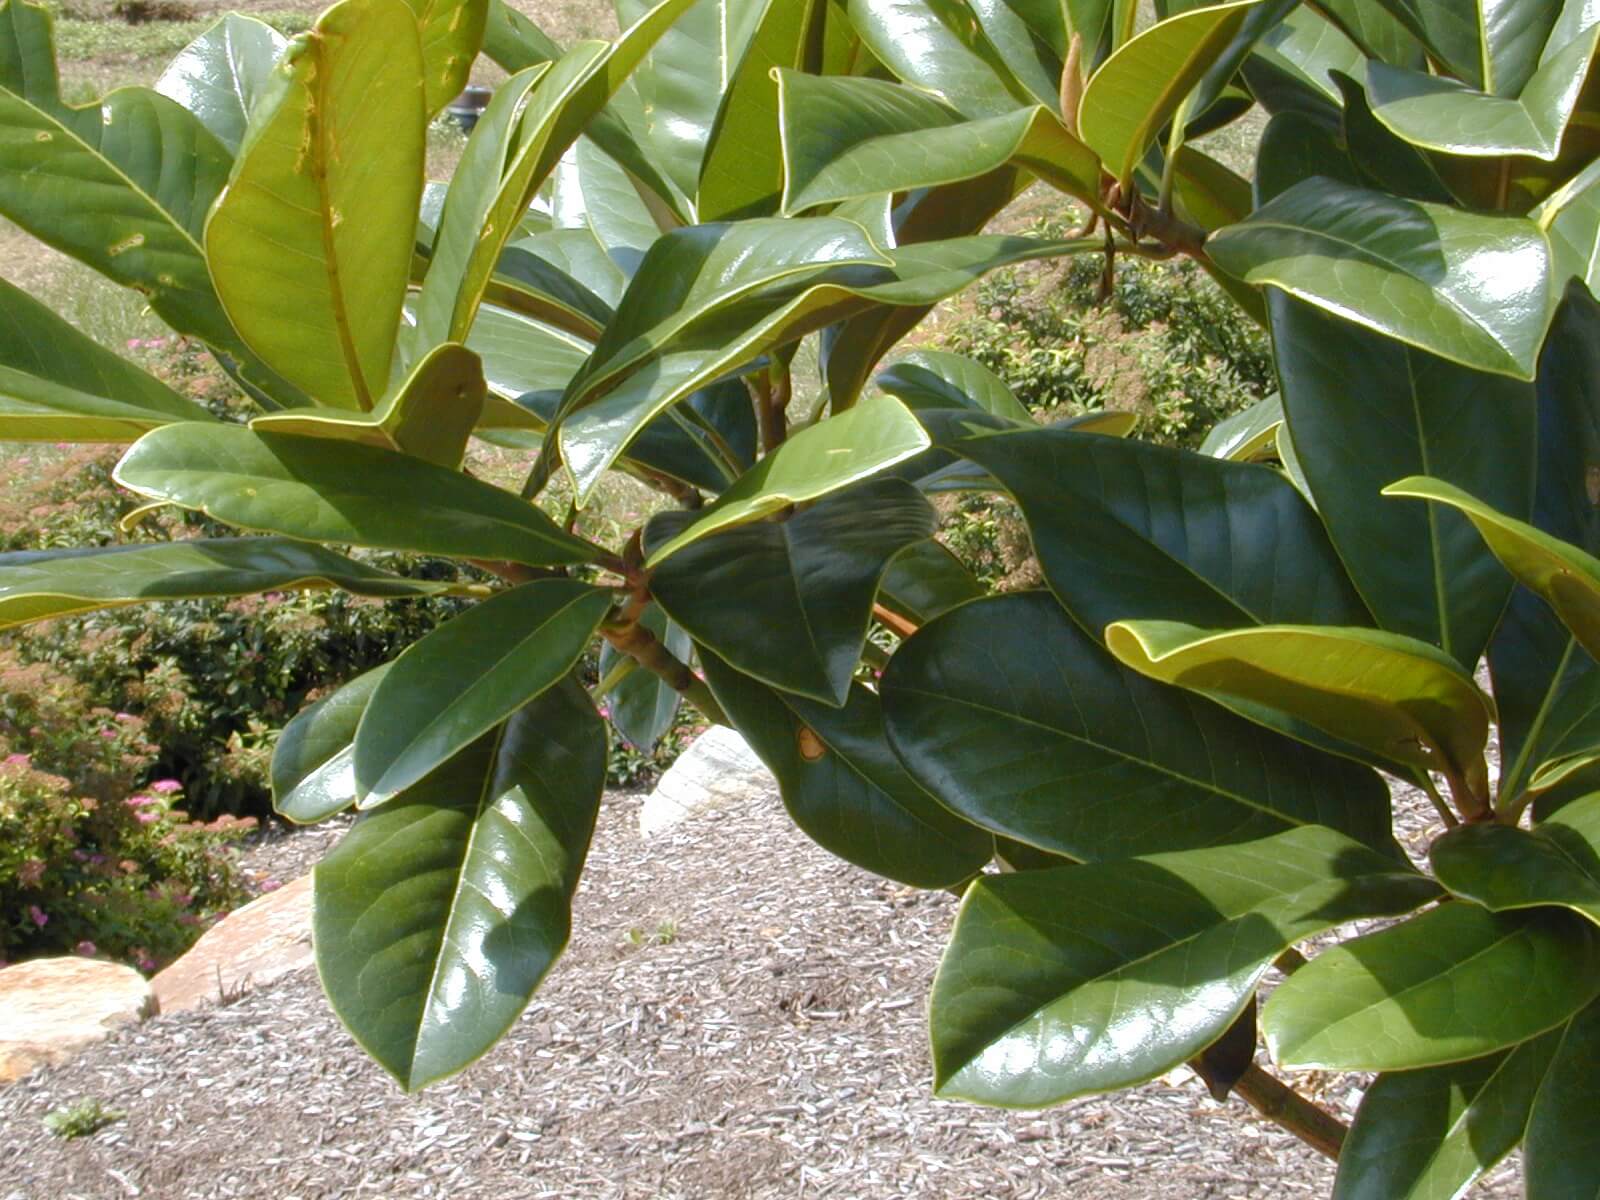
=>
[641,725,778,836]
[0,957,154,1083]
[151,873,314,1015]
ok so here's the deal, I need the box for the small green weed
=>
[622,919,679,949]
[42,1098,125,1138]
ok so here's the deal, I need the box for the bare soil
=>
[0,785,1424,1200]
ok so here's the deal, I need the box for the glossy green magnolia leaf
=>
[548,136,661,282]
[315,678,605,1090]
[1313,0,1424,68]
[968,0,1067,108]
[614,0,753,204]
[1542,157,1600,295]
[932,827,1436,1107]
[1333,71,1454,204]
[1376,0,1560,95]
[0,538,443,631]
[559,216,887,407]
[648,477,934,704]
[697,0,824,221]
[154,13,286,154]
[273,664,392,825]
[1523,997,1600,1198]
[1387,474,1600,665]
[1078,0,1258,186]
[1364,21,1600,161]
[1272,296,1534,666]
[875,349,1033,424]
[776,72,1099,213]
[881,592,1399,860]
[876,539,986,627]
[206,0,424,412]
[645,395,931,565]
[0,275,212,441]
[1332,1034,1562,1200]
[1210,178,1553,379]
[114,424,600,566]
[494,226,624,337]
[1255,110,1362,205]
[923,414,1369,633]
[414,0,692,355]
[1105,619,1493,789]
[252,343,485,469]
[597,603,689,751]
[1264,903,1600,1070]
[1244,4,1363,118]
[556,233,1093,499]
[1198,393,1281,461]
[845,0,1032,118]
[412,66,550,354]
[403,0,488,119]
[0,2,242,354]
[355,580,608,806]
[1431,794,1600,925]
[701,650,991,887]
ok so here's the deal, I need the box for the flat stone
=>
[0,957,154,1083]
[641,725,779,837]
[151,873,314,1015]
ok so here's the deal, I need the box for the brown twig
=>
[1229,1065,1347,1161]
[600,618,729,726]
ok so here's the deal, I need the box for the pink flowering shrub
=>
[0,751,252,973]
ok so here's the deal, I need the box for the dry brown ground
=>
[0,784,1445,1200]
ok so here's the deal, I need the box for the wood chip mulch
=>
[1,775,1520,1199]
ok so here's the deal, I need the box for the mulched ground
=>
[1,775,1520,1199]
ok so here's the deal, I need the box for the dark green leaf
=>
[776,72,1099,214]
[876,539,986,627]
[1432,795,1600,926]
[647,477,935,705]
[845,0,1032,117]
[881,592,1399,861]
[273,664,391,825]
[314,678,605,1090]
[0,538,443,631]
[1333,1035,1562,1200]
[923,413,1370,633]
[1263,903,1600,1070]
[875,349,1033,423]
[1523,997,1600,1198]
[355,579,612,803]
[931,827,1436,1106]
[1210,178,1553,379]
[597,603,689,751]
[114,425,601,566]
[701,650,991,888]
[1272,295,1535,665]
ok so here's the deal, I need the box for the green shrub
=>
[0,752,252,972]
[941,223,1273,449]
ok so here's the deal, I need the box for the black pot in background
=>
[446,85,493,134]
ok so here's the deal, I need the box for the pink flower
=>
[28,905,47,928]
[126,338,141,350]
[114,712,138,723]
[75,941,96,957]
[597,705,611,718]
[3,753,29,767]
[135,810,160,824]
[149,779,183,794]
[99,727,117,739]
[259,878,283,893]
[126,794,158,808]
